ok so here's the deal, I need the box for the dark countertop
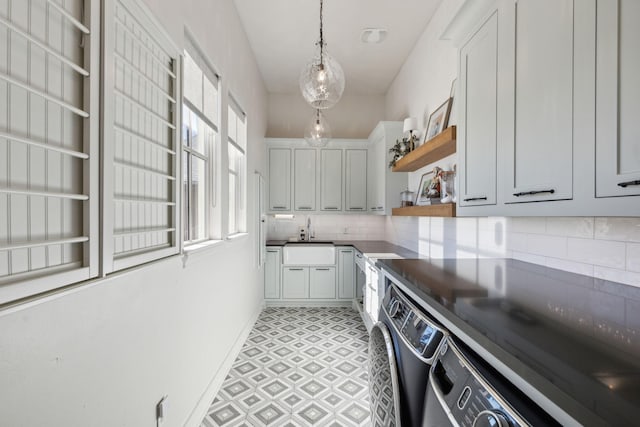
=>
[266,239,422,259]
[377,258,640,426]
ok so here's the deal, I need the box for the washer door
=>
[369,322,402,427]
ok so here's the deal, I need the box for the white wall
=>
[384,1,640,288]
[0,1,269,426]
[267,214,386,242]
[267,93,385,139]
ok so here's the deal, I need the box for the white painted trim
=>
[264,300,354,308]
[182,302,264,427]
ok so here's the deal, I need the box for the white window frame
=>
[181,36,221,246]
[227,96,247,236]
[0,0,100,305]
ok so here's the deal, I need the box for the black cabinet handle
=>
[297,207,312,210]
[618,180,640,188]
[315,268,331,271]
[349,207,364,210]
[463,196,488,202]
[324,207,339,210]
[288,268,304,271]
[513,189,555,197]
[272,206,287,209]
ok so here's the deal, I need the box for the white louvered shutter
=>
[102,0,180,273]
[0,0,99,304]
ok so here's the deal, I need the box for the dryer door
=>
[369,322,402,427]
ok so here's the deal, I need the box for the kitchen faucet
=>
[307,216,313,241]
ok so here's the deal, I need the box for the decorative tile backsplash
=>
[385,216,640,288]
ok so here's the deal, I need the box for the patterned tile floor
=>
[200,307,371,426]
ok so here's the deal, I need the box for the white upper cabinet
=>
[293,149,317,211]
[345,149,368,211]
[500,0,574,203]
[595,0,640,197]
[458,11,498,207]
[320,149,343,211]
[268,148,291,211]
[367,122,407,214]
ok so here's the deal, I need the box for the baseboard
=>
[183,301,265,427]
[264,300,354,308]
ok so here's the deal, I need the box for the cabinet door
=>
[596,0,640,197]
[345,150,368,211]
[365,264,380,322]
[264,248,281,299]
[459,12,498,207]
[309,267,336,299]
[367,140,382,212]
[337,249,355,299]
[501,0,574,203]
[282,267,309,299]
[293,149,317,211]
[320,149,343,211]
[268,149,291,211]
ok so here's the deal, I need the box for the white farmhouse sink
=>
[283,244,335,265]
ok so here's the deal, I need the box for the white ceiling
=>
[233,0,443,95]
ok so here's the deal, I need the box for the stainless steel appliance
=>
[369,284,447,427]
[423,336,557,427]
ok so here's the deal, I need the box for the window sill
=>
[226,232,248,241]
[182,239,224,267]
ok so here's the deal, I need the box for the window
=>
[0,0,99,304]
[227,98,247,235]
[182,42,220,244]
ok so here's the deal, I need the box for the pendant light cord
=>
[319,0,324,66]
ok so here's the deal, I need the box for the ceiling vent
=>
[361,28,388,44]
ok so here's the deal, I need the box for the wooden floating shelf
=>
[392,126,456,172]
[391,203,456,217]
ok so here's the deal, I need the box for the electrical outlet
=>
[343,227,348,234]
[156,396,168,427]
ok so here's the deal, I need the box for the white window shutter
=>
[101,0,180,273]
[0,0,100,304]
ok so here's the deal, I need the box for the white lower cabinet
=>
[309,267,336,299]
[282,267,309,299]
[265,246,358,304]
[364,262,381,323]
[337,248,355,299]
[264,247,281,299]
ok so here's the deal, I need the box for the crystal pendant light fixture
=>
[299,0,345,110]
[304,109,332,147]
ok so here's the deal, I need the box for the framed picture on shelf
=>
[415,171,441,206]
[424,98,452,143]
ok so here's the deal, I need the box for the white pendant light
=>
[299,0,345,110]
[304,109,332,147]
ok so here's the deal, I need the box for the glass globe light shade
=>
[304,110,332,147]
[299,50,345,110]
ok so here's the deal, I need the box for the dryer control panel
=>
[429,338,530,427]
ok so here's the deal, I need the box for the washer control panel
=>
[382,285,445,361]
[429,338,529,427]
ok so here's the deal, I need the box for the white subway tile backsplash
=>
[627,243,640,273]
[594,217,640,242]
[526,234,568,258]
[545,217,595,238]
[507,217,547,234]
[567,238,626,269]
[511,251,547,265]
[545,257,595,277]
[594,267,640,288]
